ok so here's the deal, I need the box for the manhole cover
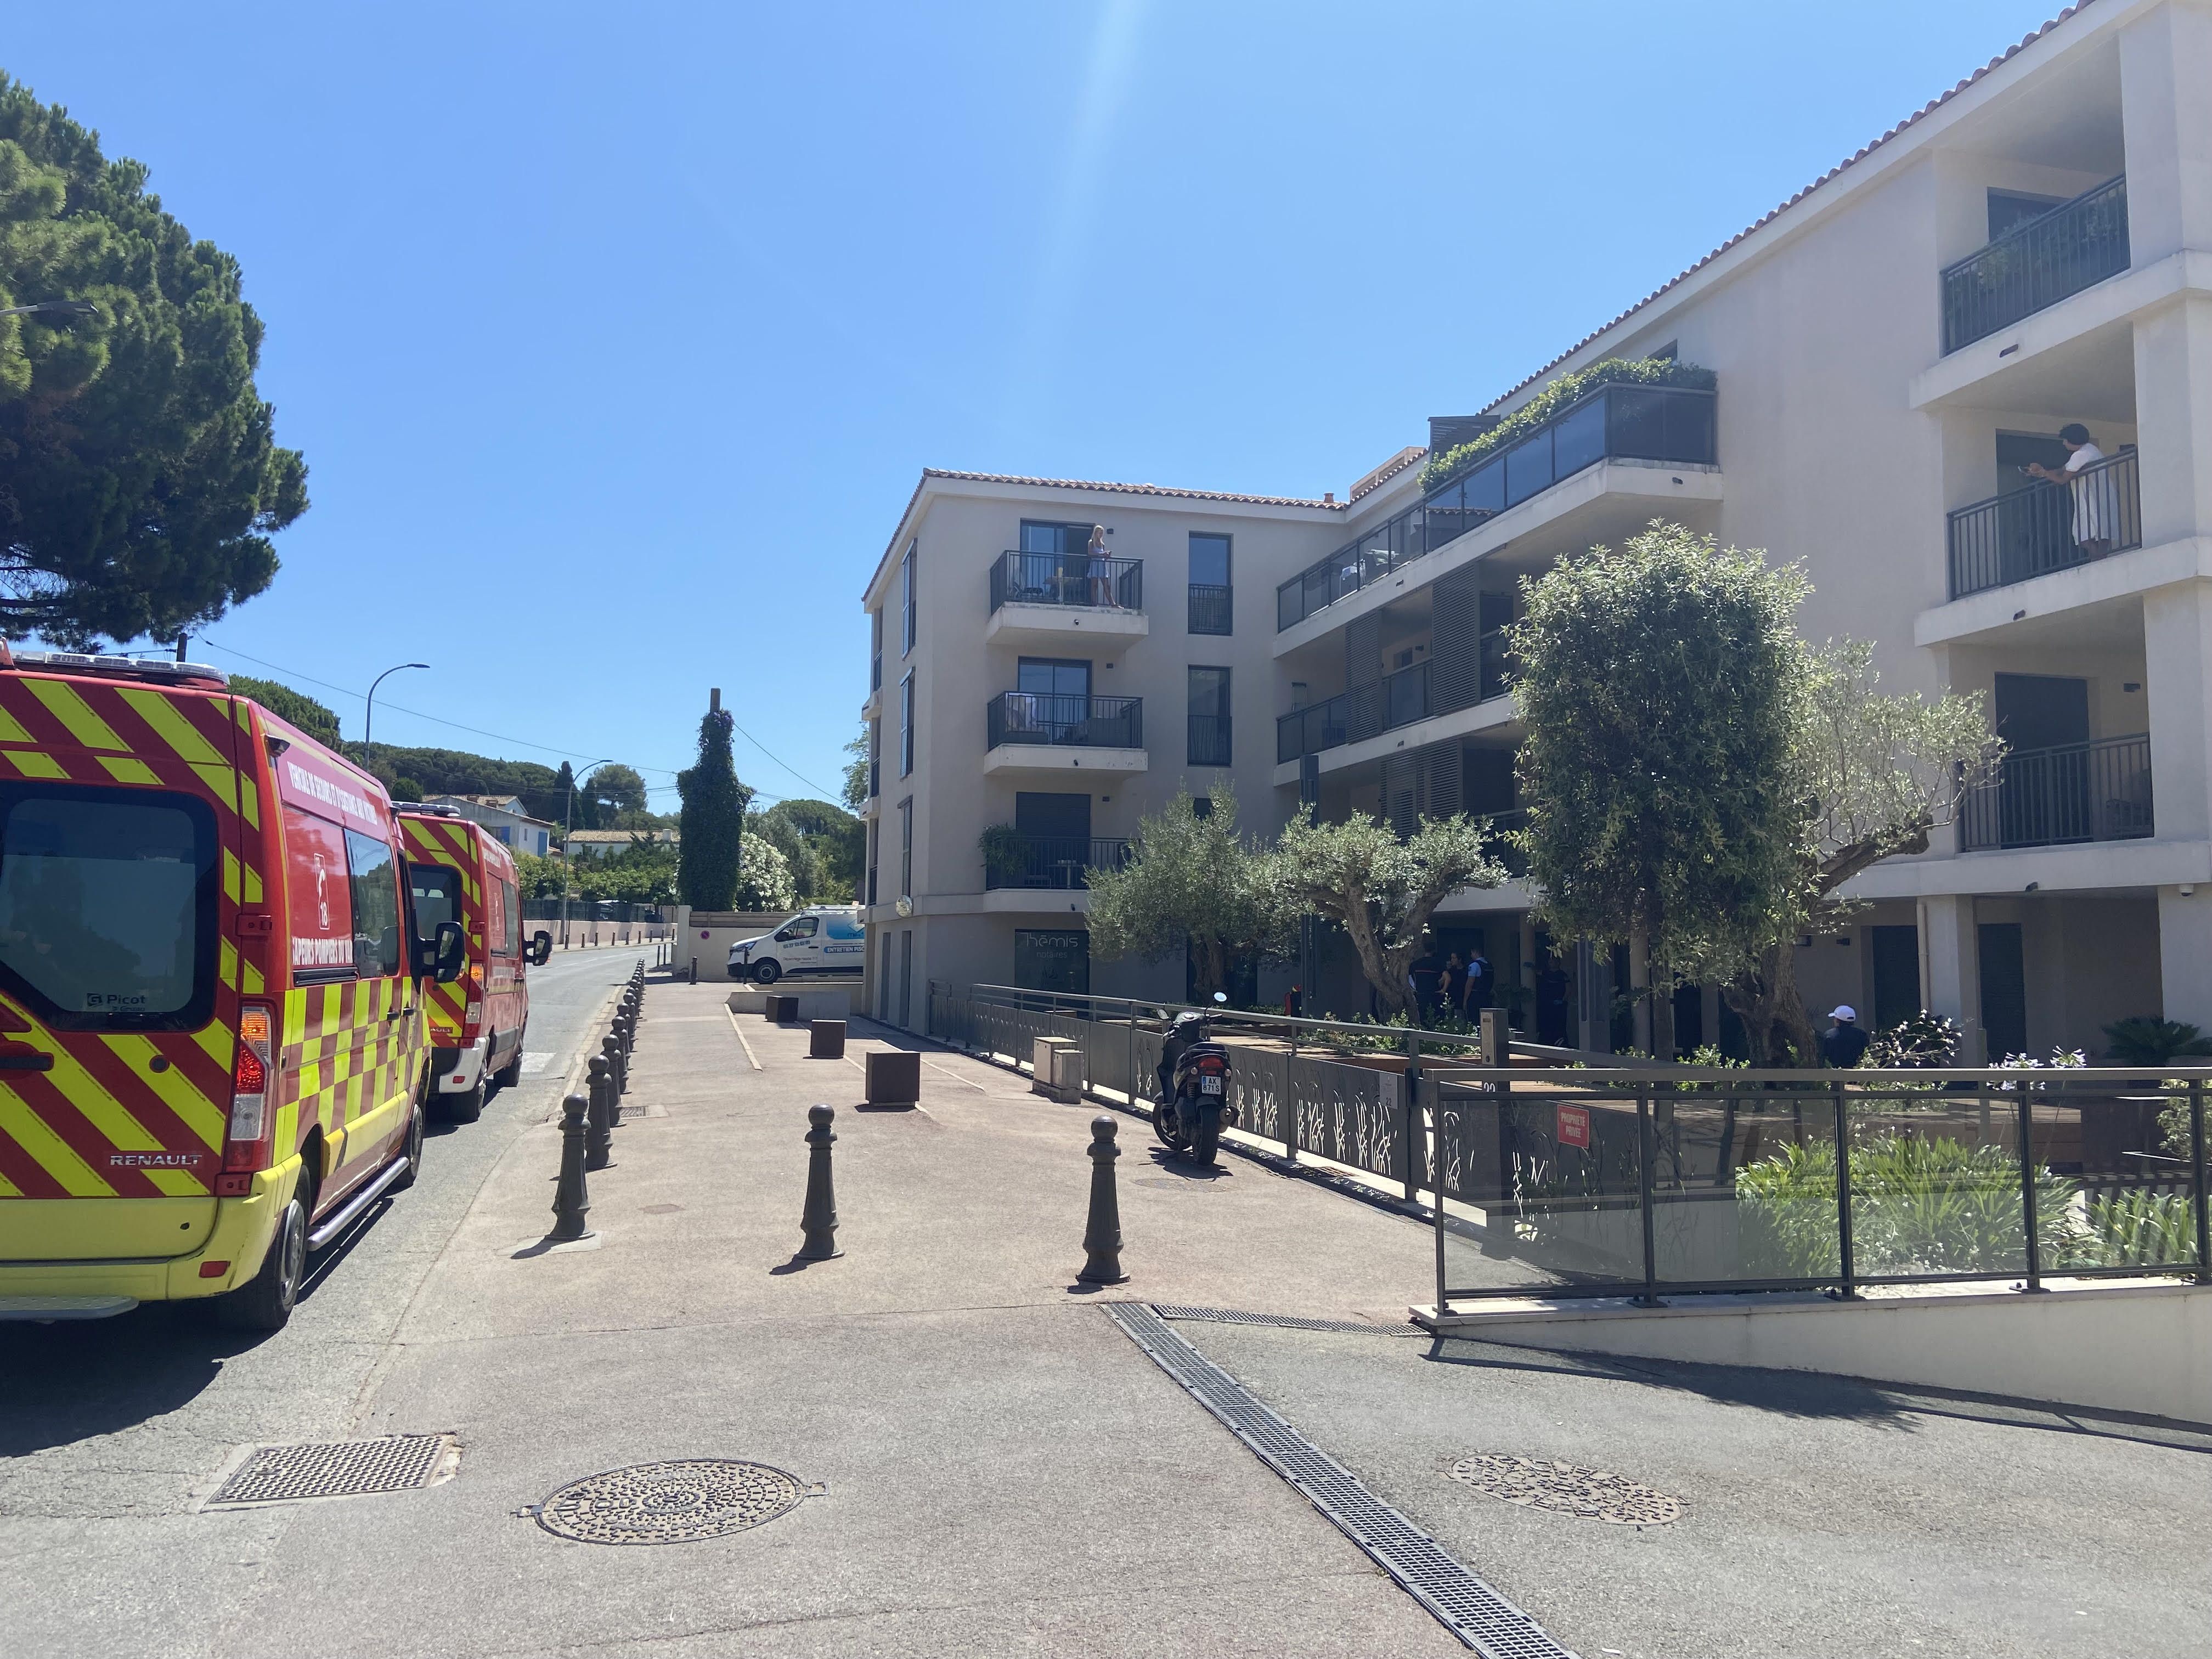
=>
[1447,1454,1681,1526]
[531,1459,805,1545]
[207,1435,455,1508]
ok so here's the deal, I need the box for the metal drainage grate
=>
[206,1435,454,1508]
[1108,1304,1576,1658]
[1449,1455,1681,1527]
[1150,1303,1425,1338]
[529,1459,806,1545]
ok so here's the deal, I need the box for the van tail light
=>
[1196,1054,1227,1077]
[222,1002,276,1178]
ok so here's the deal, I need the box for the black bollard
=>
[690,956,698,985]
[551,1091,592,1240]
[1077,1114,1129,1285]
[585,1055,613,1169]
[797,1104,843,1261]
[603,1031,626,1098]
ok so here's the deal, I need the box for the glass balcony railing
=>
[986,692,1143,751]
[1278,381,1718,631]
[990,550,1143,612]
[983,835,1133,891]
[1941,175,2129,354]
[1959,733,2152,850]
[1946,450,2141,600]
[1275,630,1511,763]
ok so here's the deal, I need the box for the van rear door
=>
[0,677,238,1260]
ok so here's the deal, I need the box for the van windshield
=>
[0,783,218,1030]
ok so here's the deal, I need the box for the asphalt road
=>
[0,946,654,1659]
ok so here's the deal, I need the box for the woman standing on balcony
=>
[2026,424,2111,559]
[1086,524,1114,606]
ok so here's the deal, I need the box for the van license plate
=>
[1200,1075,1223,1095]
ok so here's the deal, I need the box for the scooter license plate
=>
[1200,1075,1223,1095]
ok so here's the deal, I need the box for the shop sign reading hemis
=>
[1555,1102,1590,1150]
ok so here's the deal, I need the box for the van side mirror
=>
[432,921,467,983]
[529,929,553,967]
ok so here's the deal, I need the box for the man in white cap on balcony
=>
[1821,1005,1869,1069]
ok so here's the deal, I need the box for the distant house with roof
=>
[422,794,557,857]
[566,827,680,861]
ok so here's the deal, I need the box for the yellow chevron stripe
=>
[0,1167,21,1198]
[39,1045,167,1154]
[242,861,264,905]
[100,1035,224,1149]
[193,1021,231,1069]
[189,763,239,812]
[0,1090,114,1196]
[222,849,243,907]
[119,686,229,766]
[98,755,162,786]
[27,679,129,751]
[0,747,68,780]
[220,936,240,992]
[0,706,32,743]
[243,960,265,995]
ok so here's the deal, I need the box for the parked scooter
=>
[1153,992,1233,1167]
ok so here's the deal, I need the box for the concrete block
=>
[727,987,853,1020]
[865,1049,921,1105]
[810,1020,847,1059]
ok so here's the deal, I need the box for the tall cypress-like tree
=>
[677,697,749,909]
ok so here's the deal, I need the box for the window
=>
[899,672,915,777]
[1987,188,2066,241]
[871,608,884,692]
[497,877,519,956]
[899,797,913,898]
[0,783,217,1030]
[1188,533,1232,635]
[1188,666,1232,766]
[1190,796,1213,820]
[899,929,913,1027]
[775,916,820,941]
[1015,928,1090,995]
[493,825,511,845]
[866,817,878,906]
[408,862,459,940]
[901,540,917,654]
[869,718,881,799]
[345,830,404,978]
[1017,657,1091,699]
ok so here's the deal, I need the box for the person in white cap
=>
[1820,1005,1868,1068]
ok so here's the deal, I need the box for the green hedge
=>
[1421,356,1717,493]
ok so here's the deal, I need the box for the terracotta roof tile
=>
[921,467,1339,511]
[1476,1,2103,416]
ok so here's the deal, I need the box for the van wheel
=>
[752,960,781,985]
[390,1100,426,1191]
[445,1077,484,1125]
[492,1026,526,1089]
[217,1192,308,1331]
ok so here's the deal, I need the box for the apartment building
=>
[861,0,2212,1062]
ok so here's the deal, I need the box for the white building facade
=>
[861,0,2212,1062]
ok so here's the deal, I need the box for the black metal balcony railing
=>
[1274,630,1512,763]
[983,836,1133,891]
[986,692,1143,751]
[1187,583,1232,635]
[1278,382,1718,631]
[990,550,1143,613]
[1947,450,2142,600]
[1187,713,1232,768]
[1959,733,2152,851]
[867,865,878,905]
[1942,175,2130,354]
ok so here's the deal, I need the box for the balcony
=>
[982,835,1132,892]
[1275,630,1510,763]
[1187,583,1232,635]
[1959,733,2152,851]
[1940,176,2129,354]
[1278,381,1718,631]
[1946,450,2141,600]
[984,691,1146,776]
[986,550,1148,648]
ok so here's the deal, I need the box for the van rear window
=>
[0,783,217,1029]
[409,862,459,938]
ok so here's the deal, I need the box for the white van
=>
[729,905,865,983]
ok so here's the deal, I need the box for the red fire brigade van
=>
[0,649,465,1330]
[398,805,551,1121]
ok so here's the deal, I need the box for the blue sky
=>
[9,1,2067,810]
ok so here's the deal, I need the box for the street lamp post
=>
[362,662,430,775]
[563,759,616,948]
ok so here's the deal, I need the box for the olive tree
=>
[1269,812,1504,1018]
[1724,641,2001,1064]
[1513,523,1811,1057]
[1085,788,1288,1000]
